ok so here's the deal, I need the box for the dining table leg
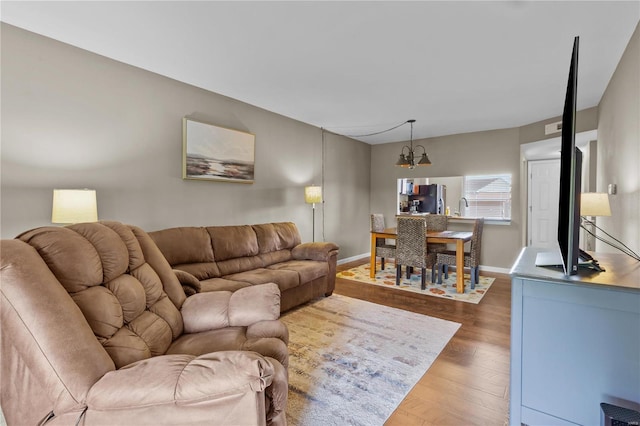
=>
[370,233,377,278]
[456,239,465,293]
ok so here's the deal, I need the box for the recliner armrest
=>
[292,242,339,262]
[181,283,281,333]
[229,283,281,326]
[85,351,274,422]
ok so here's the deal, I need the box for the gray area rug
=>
[280,294,461,426]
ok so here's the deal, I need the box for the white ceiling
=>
[1,1,638,144]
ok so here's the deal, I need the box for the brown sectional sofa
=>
[150,222,339,313]
[1,221,289,426]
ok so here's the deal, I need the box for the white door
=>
[528,159,560,247]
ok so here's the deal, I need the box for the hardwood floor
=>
[335,259,511,426]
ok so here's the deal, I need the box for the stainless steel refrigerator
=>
[422,184,446,214]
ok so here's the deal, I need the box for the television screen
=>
[557,36,582,275]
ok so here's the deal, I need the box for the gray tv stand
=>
[510,247,640,425]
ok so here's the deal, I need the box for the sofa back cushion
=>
[252,222,301,266]
[253,222,301,252]
[149,227,215,266]
[204,225,261,276]
[18,221,184,369]
[207,225,259,260]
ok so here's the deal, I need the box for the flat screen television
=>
[557,36,582,275]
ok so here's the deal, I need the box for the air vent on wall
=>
[545,121,563,135]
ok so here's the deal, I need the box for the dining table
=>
[370,227,473,293]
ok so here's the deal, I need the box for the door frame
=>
[519,130,596,248]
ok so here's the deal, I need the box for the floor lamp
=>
[304,185,322,242]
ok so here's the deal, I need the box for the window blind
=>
[463,174,512,219]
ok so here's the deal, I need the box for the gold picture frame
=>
[182,117,255,183]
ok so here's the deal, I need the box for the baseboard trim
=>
[338,253,511,275]
[479,265,511,275]
[337,253,370,265]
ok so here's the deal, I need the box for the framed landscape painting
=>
[182,118,255,183]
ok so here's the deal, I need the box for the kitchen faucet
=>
[455,197,469,216]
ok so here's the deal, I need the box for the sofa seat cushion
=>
[200,278,253,293]
[224,268,300,292]
[167,327,247,355]
[166,327,288,369]
[267,260,328,283]
[216,256,265,277]
[173,262,220,281]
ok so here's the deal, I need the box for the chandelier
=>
[394,119,431,169]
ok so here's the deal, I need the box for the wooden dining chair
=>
[371,213,396,271]
[436,218,484,288]
[395,216,437,290]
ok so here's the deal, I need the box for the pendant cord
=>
[323,120,411,139]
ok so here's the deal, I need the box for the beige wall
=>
[0,24,371,258]
[597,22,640,254]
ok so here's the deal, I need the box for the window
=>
[463,174,512,220]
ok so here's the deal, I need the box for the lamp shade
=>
[418,153,432,165]
[580,192,611,217]
[52,189,98,224]
[395,154,410,167]
[304,185,322,204]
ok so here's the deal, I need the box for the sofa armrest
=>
[173,269,201,296]
[292,242,339,262]
[85,352,274,419]
[181,283,281,333]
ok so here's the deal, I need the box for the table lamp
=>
[52,189,98,224]
[580,192,611,218]
[580,192,611,249]
[580,192,640,262]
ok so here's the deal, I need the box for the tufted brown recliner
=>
[0,221,289,425]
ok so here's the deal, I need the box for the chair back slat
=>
[397,216,429,268]
[371,213,395,250]
[434,218,484,287]
[370,214,385,232]
[425,214,447,232]
[469,218,484,266]
[425,215,448,253]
